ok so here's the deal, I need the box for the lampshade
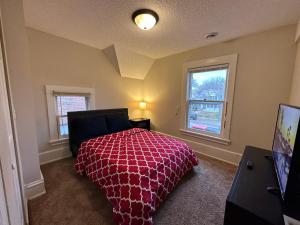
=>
[139,101,147,110]
[132,9,159,30]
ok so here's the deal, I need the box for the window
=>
[46,85,95,144]
[188,65,228,135]
[55,95,89,138]
[181,54,238,144]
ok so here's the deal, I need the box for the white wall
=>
[28,25,297,165]
[26,28,144,162]
[0,0,41,186]
[144,25,297,162]
[289,21,300,106]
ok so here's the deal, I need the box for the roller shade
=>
[52,91,91,97]
[188,64,229,73]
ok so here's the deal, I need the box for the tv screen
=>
[272,104,300,198]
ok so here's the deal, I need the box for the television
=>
[272,104,300,206]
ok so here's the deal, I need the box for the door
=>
[0,38,24,224]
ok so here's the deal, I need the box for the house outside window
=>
[46,85,95,145]
[181,54,238,144]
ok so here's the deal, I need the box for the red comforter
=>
[75,128,198,225]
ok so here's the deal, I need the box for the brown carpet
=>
[28,155,236,225]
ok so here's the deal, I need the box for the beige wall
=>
[289,22,300,106]
[0,0,41,184]
[144,25,296,156]
[26,24,297,161]
[27,28,144,153]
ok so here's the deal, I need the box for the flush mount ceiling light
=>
[132,9,159,30]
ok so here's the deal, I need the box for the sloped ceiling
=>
[23,0,300,59]
[103,45,154,80]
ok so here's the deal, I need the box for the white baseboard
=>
[24,170,46,200]
[39,146,71,165]
[155,131,242,166]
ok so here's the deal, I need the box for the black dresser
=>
[224,146,285,225]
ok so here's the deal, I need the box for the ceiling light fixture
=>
[132,9,159,30]
[204,32,219,39]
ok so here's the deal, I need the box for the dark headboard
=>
[68,108,129,157]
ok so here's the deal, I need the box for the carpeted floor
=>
[28,155,236,225]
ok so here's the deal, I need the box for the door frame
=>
[0,12,26,225]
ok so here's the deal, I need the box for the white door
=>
[0,39,24,224]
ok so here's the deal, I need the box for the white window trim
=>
[45,85,95,145]
[180,54,238,145]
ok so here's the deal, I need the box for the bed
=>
[68,108,198,225]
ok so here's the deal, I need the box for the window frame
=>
[45,85,95,145]
[180,54,238,145]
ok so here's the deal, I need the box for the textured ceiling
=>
[23,0,300,59]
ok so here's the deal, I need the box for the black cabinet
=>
[224,146,285,225]
[129,118,150,130]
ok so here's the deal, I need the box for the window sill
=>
[49,138,69,146]
[179,129,231,145]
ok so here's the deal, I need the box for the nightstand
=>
[129,118,150,130]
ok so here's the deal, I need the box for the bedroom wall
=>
[0,0,41,186]
[289,21,300,106]
[144,25,297,163]
[27,28,144,162]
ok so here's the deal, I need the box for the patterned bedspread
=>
[75,128,198,225]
